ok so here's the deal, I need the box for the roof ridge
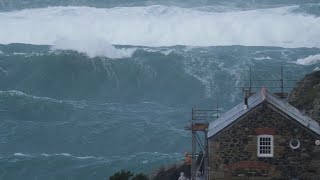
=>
[265,92,320,133]
[208,88,320,138]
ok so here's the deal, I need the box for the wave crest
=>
[0,5,320,49]
[52,38,136,58]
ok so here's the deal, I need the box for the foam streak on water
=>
[0,5,319,49]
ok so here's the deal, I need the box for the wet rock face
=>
[209,102,320,180]
[288,71,320,123]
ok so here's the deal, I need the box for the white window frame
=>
[257,134,274,158]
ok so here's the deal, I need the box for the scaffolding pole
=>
[186,108,218,180]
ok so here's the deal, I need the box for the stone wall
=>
[209,102,320,180]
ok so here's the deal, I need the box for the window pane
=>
[258,135,273,156]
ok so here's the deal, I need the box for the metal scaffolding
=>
[185,108,219,180]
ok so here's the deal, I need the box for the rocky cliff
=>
[288,70,320,123]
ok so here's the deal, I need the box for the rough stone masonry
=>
[209,101,320,180]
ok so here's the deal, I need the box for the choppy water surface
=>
[0,0,320,179]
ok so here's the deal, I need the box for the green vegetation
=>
[109,163,190,180]
[109,170,149,180]
[152,164,190,180]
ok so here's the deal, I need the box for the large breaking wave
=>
[0,5,320,51]
[1,44,319,104]
[1,2,320,179]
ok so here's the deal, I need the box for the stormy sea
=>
[0,0,320,179]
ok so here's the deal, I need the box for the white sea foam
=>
[142,48,174,55]
[13,153,32,157]
[13,52,27,55]
[296,54,320,65]
[253,56,272,60]
[49,153,103,159]
[68,154,103,160]
[51,38,136,58]
[58,153,72,157]
[12,152,103,160]
[0,90,64,104]
[0,5,320,49]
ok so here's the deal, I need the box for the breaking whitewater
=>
[0,1,320,179]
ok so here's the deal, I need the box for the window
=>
[257,135,273,157]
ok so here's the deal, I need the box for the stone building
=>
[208,88,320,179]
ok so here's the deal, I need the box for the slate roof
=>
[208,88,320,138]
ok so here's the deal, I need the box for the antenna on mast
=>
[236,67,296,99]
[249,67,252,95]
